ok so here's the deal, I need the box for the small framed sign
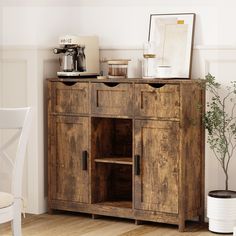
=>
[148,13,195,79]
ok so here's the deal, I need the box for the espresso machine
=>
[53,35,99,77]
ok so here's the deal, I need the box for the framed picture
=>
[148,13,195,79]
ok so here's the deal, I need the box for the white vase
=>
[207,191,236,233]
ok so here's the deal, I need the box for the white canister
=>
[156,65,172,78]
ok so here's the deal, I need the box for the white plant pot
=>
[207,191,236,233]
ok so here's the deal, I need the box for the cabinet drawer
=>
[54,82,89,114]
[91,83,133,116]
[134,83,180,118]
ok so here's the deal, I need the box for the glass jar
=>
[142,42,157,79]
[107,60,130,79]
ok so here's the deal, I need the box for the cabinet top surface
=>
[47,78,204,84]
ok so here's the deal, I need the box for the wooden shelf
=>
[94,157,132,165]
[96,200,132,209]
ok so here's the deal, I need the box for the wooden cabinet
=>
[47,78,205,231]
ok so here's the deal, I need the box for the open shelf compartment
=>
[92,163,133,208]
[91,117,133,208]
[91,117,132,163]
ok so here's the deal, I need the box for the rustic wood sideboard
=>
[47,78,205,231]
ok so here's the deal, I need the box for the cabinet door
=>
[50,116,89,203]
[134,120,179,214]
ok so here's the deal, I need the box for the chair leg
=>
[11,200,22,236]
[11,212,22,236]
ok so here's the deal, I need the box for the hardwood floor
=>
[0,212,225,235]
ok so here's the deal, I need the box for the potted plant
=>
[204,74,236,233]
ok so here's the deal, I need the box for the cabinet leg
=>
[199,213,205,225]
[47,208,54,214]
[135,220,142,225]
[199,208,205,223]
[92,214,100,219]
[178,220,186,232]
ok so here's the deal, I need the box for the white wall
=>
[0,3,219,47]
[2,0,236,47]
[1,0,236,216]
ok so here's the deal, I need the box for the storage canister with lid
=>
[107,59,130,79]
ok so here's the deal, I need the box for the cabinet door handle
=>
[148,83,165,89]
[82,150,88,170]
[134,155,141,175]
[103,82,120,87]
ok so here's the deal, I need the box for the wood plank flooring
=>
[0,212,227,235]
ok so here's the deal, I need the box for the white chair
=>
[0,107,32,236]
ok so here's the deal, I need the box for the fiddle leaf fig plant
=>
[204,74,236,190]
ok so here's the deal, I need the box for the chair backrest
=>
[0,107,32,197]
